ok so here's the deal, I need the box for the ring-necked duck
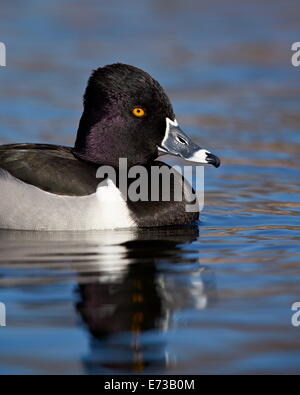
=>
[0,63,220,230]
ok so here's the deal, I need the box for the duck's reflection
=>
[75,226,217,374]
[0,227,217,373]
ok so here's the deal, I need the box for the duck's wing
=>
[0,144,99,196]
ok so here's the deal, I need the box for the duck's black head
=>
[73,63,220,168]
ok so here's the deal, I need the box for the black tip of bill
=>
[206,153,221,168]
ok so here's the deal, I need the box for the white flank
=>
[0,170,136,231]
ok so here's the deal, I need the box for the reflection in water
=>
[76,227,216,374]
[0,227,217,374]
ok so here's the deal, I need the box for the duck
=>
[0,63,220,231]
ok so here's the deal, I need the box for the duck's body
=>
[0,144,130,230]
[0,64,220,231]
[0,144,197,230]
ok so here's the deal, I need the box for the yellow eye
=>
[132,107,145,117]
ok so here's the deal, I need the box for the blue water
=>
[0,0,300,374]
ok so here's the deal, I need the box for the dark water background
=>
[0,0,300,374]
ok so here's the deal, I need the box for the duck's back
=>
[0,144,98,196]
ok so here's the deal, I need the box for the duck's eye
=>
[132,107,145,118]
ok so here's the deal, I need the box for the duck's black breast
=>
[126,161,199,227]
[0,144,99,196]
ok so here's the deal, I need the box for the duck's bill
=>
[157,118,220,168]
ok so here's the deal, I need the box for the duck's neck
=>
[73,108,117,166]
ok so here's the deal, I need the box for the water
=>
[0,0,300,374]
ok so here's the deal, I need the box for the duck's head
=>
[73,63,220,168]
